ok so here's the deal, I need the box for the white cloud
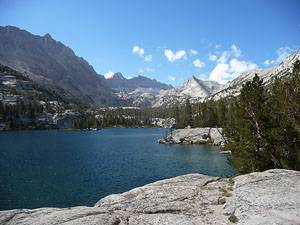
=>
[209,58,257,84]
[132,45,144,57]
[104,71,115,79]
[231,44,241,57]
[133,45,154,62]
[229,58,257,74]
[168,75,176,81]
[215,44,221,49]
[264,46,295,66]
[208,54,218,61]
[276,46,295,62]
[198,73,207,80]
[190,49,198,55]
[209,63,230,84]
[164,49,187,62]
[193,59,205,68]
[208,44,258,83]
[145,67,155,72]
[139,67,155,73]
[144,54,152,62]
[217,51,230,63]
[264,59,275,65]
[210,44,240,64]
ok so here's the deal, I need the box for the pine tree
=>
[264,61,300,169]
[226,63,300,173]
[173,105,183,128]
[184,98,193,127]
[226,74,272,173]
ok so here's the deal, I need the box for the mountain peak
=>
[109,72,125,80]
[191,75,197,80]
[185,75,199,86]
[44,33,53,39]
[186,75,197,81]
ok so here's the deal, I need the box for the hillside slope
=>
[0,26,120,106]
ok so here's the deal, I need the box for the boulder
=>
[158,127,226,146]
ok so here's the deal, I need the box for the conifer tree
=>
[226,74,271,173]
[226,62,300,173]
[265,61,300,169]
[184,98,193,127]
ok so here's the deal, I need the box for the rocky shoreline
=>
[157,127,226,146]
[1,169,299,225]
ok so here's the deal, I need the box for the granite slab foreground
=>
[1,169,299,225]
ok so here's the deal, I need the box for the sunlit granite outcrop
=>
[1,169,299,225]
[157,127,226,146]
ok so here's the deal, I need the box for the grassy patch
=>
[219,186,232,197]
[219,187,227,193]
[218,197,226,204]
[223,192,232,197]
[228,215,238,223]
[227,186,234,191]
[228,177,235,186]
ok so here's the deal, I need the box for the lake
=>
[0,128,234,210]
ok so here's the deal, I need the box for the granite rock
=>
[1,169,299,225]
[158,127,226,146]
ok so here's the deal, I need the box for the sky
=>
[0,0,299,85]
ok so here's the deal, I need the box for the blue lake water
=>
[0,128,234,210]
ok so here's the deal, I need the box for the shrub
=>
[223,192,232,197]
[228,215,238,223]
[218,197,226,204]
[219,186,232,197]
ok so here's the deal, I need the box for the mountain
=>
[152,76,221,107]
[0,26,299,108]
[0,26,120,106]
[105,72,173,107]
[105,72,172,91]
[153,50,300,107]
[210,50,300,101]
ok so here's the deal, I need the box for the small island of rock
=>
[157,127,226,146]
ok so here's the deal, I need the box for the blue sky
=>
[0,0,299,85]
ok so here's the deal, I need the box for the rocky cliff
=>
[1,169,299,225]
